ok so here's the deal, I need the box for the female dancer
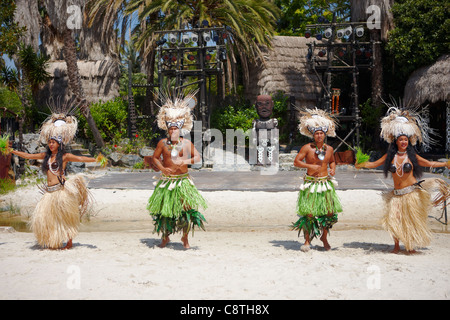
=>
[10,99,100,249]
[357,106,450,254]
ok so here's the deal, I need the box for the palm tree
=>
[87,0,280,99]
[127,0,280,88]
[40,0,105,148]
[61,27,106,148]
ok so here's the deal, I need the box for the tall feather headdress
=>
[156,89,197,136]
[298,108,338,138]
[380,98,437,148]
[39,96,79,145]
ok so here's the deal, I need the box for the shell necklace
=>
[48,156,61,176]
[314,143,327,161]
[393,153,409,177]
[167,138,182,158]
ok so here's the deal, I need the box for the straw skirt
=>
[30,175,90,249]
[147,173,207,237]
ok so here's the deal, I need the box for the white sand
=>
[1,182,449,300]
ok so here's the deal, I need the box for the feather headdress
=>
[156,89,197,136]
[39,96,79,145]
[298,108,337,138]
[380,99,437,148]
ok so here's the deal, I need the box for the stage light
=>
[338,49,346,57]
[305,30,311,38]
[316,33,323,41]
[356,48,363,56]
[187,54,195,61]
[163,54,169,61]
[203,32,211,42]
[344,26,352,37]
[365,50,372,58]
[191,34,198,43]
[202,20,209,27]
[355,26,364,37]
[213,32,220,43]
[182,34,190,44]
[318,50,326,57]
[169,33,177,44]
[336,28,345,38]
[171,56,177,62]
[205,54,212,61]
[324,28,333,39]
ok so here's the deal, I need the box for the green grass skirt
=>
[147,174,208,237]
[292,175,342,239]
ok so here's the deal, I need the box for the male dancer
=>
[147,90,207,249]
[292,108,342,252]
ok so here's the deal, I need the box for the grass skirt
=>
[147,173,207,238]
[381,178,450,251]
[30,175,91,249]
[292,175,342,239]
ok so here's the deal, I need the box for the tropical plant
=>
[387,0,450,78]
[78,98,129,142]
[275,0,350,35]
[0,66,19,91]
[0,87,22,113]
[88,0,280,102]
[0,0,26,58]
[129,0,280,85]
[211,99,258,135]
[16,44,50,98]
[0,133,11,155]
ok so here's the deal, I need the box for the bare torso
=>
[154,138,199,176]
[294,143,336,177]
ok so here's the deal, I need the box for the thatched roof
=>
[38,59,120,105]
[246,36,321,108]
[403,54,450,105]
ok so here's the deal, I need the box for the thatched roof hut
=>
[245,36,321,108]
[403,54,450,105]
[38,59,120,105]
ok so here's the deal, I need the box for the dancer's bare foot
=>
[61,239,73,250]
[181,234,190,249]
[159,236,170,248]
[391,239,400,254]
[300,244,311,252]
[301,233,311,252]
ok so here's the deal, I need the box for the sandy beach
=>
[1,174,449,300]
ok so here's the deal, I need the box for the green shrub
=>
[0,179,15,195]
[78,98,128,142]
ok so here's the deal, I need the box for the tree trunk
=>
[62,28,105,148]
